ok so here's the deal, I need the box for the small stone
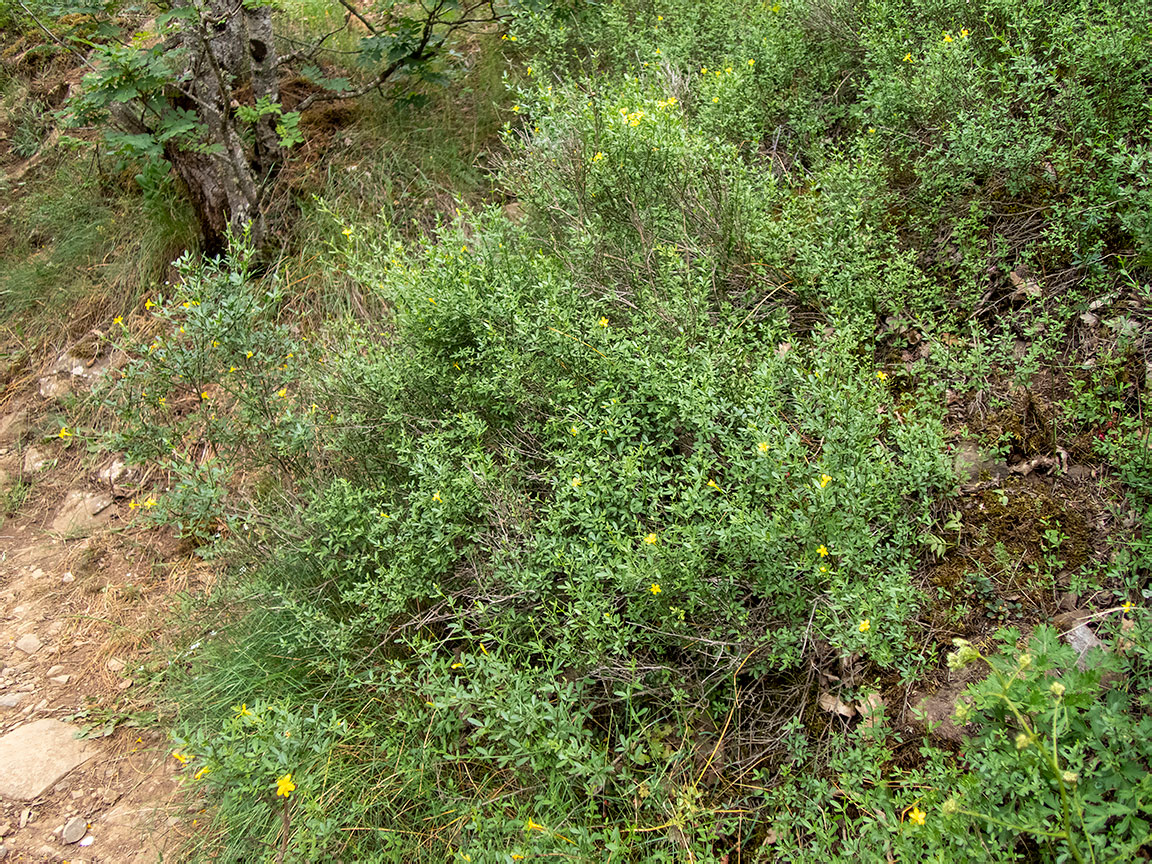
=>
[62,815,86,844]
[61,573,74,584]
[0,822,10,836]
[14,635,41,655]
[50,491,114,536]
[46,666,64,677]
[105,659,125,673]
[117,679,133,691]
[19,809,31,829]
[70,789,84,800]
[51,675,70,685]
[0,695,24,708]
[21,448,50,474]
[28,569,43,580]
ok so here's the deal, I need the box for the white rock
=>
[14,634,41,655]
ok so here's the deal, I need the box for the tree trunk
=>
[168,0,271,254]
[243,4,283,176]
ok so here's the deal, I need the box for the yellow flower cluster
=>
[655,96,678,109]
[276,773,296,798]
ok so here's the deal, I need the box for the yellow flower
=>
[598,317,609,327]
[819,473,832,488]
[113,316,123,325]
[277,388,287,398]
[172,751,190,764]
[817,545,828,557]
[526,819,545,831]
[591,151,605,163]
[129,499,139,509]
[908,806,925,826]
[819,566,827,573]
[246,350,254,358]
[143,497,157,508]
[712,97,719,103]
[701,66,708,73]
[903,52,913,62]
[757,441,769,454]
[380,511,390,519]
[1122,601,1134,612]
[747,59,755,66]
[868,127,876,134]
[512,856,525,861]
[145,299,155,309]
[433,491,443,503]
[876,370,888,381]
[342,227,353,237]
[451,662,464,669]
[58,426,73,439]
[943,32,953,42]
[859,619,871,633]
[235,703,253,717]
[194,766,211,780]
[276,773,296,798]
[200,391,209,400]
[707,479,722,491]
[228,366,238,373]
[181,301,191,309]
[960,27,969,38]
[643,533,658,545]
[158,396,166,406]
[650,583,662,595]
[570,425,580,436]
[512,105,519,112]
[571,476,582,488]
[725,67,733,73]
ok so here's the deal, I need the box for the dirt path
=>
[0,384,206,863]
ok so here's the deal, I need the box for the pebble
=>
[105,658,125,673]
[117,679,133,691]
[51,675,70,685]
[46,666,64,677]
[0,695,24,708]
[14,634,41,655]
[19,809,31,829]
[61,572,74,584]
[62,815,87,844]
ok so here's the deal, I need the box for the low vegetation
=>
[2,0,1151,860]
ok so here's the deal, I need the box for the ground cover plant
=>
[3,0,1152,860]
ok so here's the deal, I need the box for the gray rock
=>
[98,458,129,485]
[50,491,114,536]
[38,375,72,400]
[20,447,50,474]
[13,634,41,655]
[62,815,86,844]
[0,719,96,800]
[46,666,64,677]
[50,675,70,685]
[0,694,25,708]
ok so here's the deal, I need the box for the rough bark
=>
[168,0,268,253]
[243,4,283,176]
